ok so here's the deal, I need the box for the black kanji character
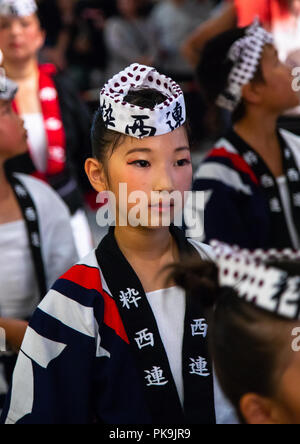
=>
[166,103,184,131]
[101,100,116,128]
[126,115,156,138]
[272,275,289,311]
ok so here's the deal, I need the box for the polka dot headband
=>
[216,19,274,112]
[211,240,300,320]
[100,64,186,138]
[0,0,37,17]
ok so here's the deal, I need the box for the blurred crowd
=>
[33,0,300,146]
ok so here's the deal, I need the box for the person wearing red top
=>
[0,0,93,258]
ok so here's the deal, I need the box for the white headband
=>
[216,19,273,112]
[211,241,300,321]
[100,64,186,139]
[0,75,18,100]
[0,50,17,100]
[0,0,37,17]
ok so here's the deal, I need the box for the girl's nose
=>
[153,168,175,193]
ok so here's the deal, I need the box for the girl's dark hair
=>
[170,258,300,421]
[91,88,190,164]
[196,27,265,123]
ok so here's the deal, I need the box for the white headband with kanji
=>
[0,0,37,17]
[100,63,186,139]
[216,19,274,112]
[210,240,300,320]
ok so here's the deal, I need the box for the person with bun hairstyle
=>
[171,241,300,424]
[192,20,300,250]
[1,64,237,424]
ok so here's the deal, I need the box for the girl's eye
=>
[128,160,150,168]
[176,159,191,167]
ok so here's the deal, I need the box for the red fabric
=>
[208,147,259,185]
[13,63,67,177]
[234,0,272,27]
[62,264,130,345]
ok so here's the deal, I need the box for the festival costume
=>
[193,128,300,249]
[0,68,78,410]
[1,227,237,424]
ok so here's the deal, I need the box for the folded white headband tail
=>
[211,240,300,321]
[0,0,37,17]
[100,64,186,139]
[216,19,274,112]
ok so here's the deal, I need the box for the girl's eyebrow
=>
[126,146,190,155]
[175,147,190,152]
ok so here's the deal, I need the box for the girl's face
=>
[0,14,44,63]
[249,44,299,113]
[86,126,192,229]
[0,100,28,160]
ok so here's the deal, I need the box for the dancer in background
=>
[0,0,93,257]
[193,21,300,249]
[1,64,237,424]
[0,66,77,410]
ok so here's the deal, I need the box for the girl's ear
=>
[85,158,107,193]
[240,393,280,425]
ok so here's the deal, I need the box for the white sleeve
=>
[17,175,79,290]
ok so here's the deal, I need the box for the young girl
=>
[193,20,300,249]
[1,64,237,424]
[0,0,93,257]
[0,68,77,409]
[171,241,300,424]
